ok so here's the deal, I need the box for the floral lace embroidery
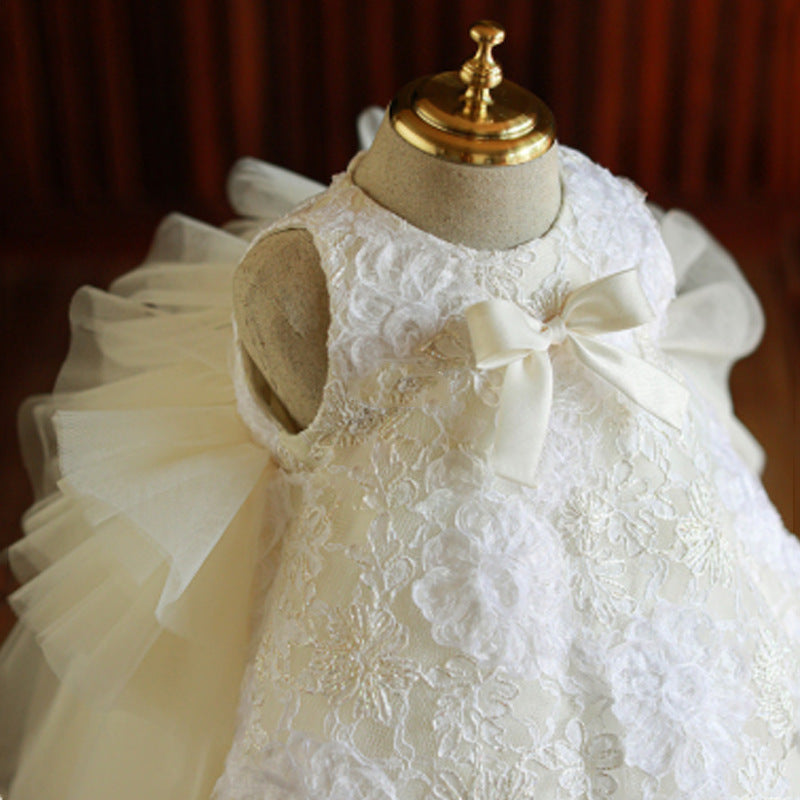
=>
[674,479,735,586]
[534,720,624,799]
[751,628,800,745]
[432,761,539,800]
[301,605,419,724]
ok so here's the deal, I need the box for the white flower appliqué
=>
[411,495,570,676]
[606,602,752,794]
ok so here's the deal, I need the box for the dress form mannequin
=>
[234,22,561,429]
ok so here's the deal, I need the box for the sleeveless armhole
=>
[232,221,340,471]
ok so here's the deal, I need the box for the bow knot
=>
[465,269,689,487]
[542,314,568,346]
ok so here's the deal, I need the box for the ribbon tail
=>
[492,352,553,486]
[568,334,688,429]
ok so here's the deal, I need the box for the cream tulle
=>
[0,158,324,800]
[655,206,766,473]
[0,138,767,799]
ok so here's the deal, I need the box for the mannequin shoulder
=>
[234,228,327,304]
[233,228,330,429]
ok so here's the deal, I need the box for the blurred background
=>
[1,0,799,639]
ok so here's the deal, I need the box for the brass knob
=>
[389,20,556,165]
[459,21,505,120]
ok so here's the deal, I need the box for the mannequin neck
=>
[353,114,562,251]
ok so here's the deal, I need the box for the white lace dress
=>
[218,147,800,798]
[1,146,797,800]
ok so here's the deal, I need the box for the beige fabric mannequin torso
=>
[233,113,562,428]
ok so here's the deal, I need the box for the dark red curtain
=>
[2,0,799,222]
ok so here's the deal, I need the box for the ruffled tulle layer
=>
[656,205,765,473]
[0,161,324,800]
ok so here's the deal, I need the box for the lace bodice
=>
[220,147,800,799]
[233,147,672,466]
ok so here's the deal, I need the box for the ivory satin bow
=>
[465,269,689,487]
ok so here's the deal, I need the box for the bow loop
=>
[466,299,550,370]
[561,269,655,336]
[465,269,689,487]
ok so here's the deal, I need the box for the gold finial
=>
[459,21,505,120]
[389,19,555,165]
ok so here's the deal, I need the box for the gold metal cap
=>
[390,21,556,166]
